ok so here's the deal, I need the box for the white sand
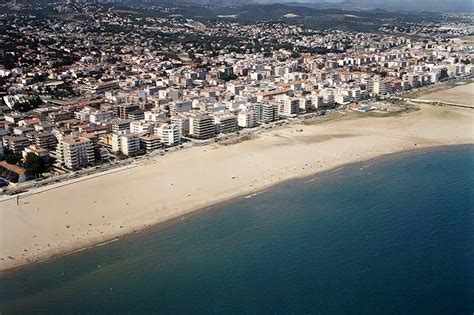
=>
[1,104,473,271]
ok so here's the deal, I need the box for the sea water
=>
[0,146,473,314]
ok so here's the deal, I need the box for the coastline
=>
[1,104,473,273]
[3,145,471,277]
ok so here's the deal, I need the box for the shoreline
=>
[2,144,471,275]
[1,104,473,273]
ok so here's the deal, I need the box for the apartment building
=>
[112,133,140,156]
[90,110,113,124]
[189,115,215,139]
[33,132,58,150]
[170,114,190,136]
[144,110,168,123]
[250,103,262,124]
[368,79,390,95]
[116,104,140,119]
[139,133,161,153]
[320,89,335,105]
[213,112,238,134]
[310,94,324,109]
[169,101,192,113]
[238,110,256,128]
[276,96,299,117]
[2,136,30,154]
[155,123,181,146]
[299,95,315,112]
[130,121,155,134]
[261,103,278,123]
[56,136,95,170]
[111,119,132,134]
[334,93,351,104]
[22,145,49,160]
[127,110,145,121]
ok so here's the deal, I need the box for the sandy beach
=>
[416,82,474,107]
[1,103,473,272]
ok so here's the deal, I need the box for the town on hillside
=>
[0,1,473,190]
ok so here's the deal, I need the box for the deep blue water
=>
[0,146,473,314]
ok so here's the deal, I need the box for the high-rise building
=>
[189,115,215,139]
[112,133,140,156]
[139,134,161,153]
[2,136,30,154]
[33,132,58,150]
[238,110,255,128]
[261,103,278,123]
[56,136,95,170]
[277,98,300,117]
[213,112,238,134]
[155,123,181,146]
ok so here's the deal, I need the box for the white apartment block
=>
[112,133,140,156]
[226,83,245,95]
[56,136,95,170]
[310,94,324,109]
[238,110,255,128]
[130,121,155,134]
[122,134,140,156]
[277,97,299,117]
[155,123,181,146]
[75,111,90,121]
[300,95,315,112]
[144,111,167,123]
[369,79,389,95]
[334,92,352,104]
[251,103,262,123]
[320,89,335,105]
[170,114,190,136]
[90,111,113,124]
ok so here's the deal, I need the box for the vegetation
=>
[49,83,78,99]
[0,166,19,183]
[23,153,47,179]
[1,150,22,165]
[12,96,43,112]
[1,150,53,180]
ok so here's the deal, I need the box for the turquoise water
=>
[0,146,473,314]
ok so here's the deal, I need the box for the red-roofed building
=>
[0,161,27,182]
